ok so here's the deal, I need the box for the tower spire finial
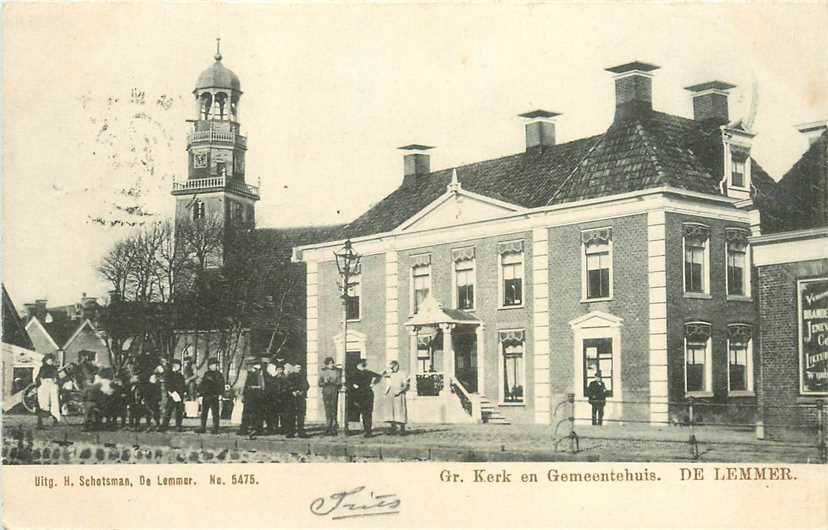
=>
[215,37,222,61]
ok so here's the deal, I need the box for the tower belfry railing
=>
[172,176,259,199]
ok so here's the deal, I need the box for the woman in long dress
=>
[35,354,61,428]
[383,360,410,435]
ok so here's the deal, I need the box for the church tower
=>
[172,41,259,239]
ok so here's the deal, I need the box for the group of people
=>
[32,351,413,438]
[235,358,310,438]
[319,357,410,438]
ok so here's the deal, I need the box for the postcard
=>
[2,2,827,529]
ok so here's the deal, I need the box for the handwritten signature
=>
[310,486,401,520]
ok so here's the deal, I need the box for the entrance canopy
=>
[404,294,480,327]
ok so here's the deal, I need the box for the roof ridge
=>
[546,134,606,205]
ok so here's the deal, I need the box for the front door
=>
[453,332,477,393]
[344,351,362,422]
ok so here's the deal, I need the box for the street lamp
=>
[333,238,361,436]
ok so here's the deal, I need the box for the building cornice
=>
[294,186,752,263]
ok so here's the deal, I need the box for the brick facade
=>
[756,257,828,438]
[664,213,758,424]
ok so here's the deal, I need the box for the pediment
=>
[569,311,623,330]
[400,190,523,233]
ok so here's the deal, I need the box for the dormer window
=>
[731,157,746,188]
[722,128,754,199]
[730,148,750,189]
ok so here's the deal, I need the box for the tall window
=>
[416,333,435,373]
[728,324,753,393]
[582,338,613,397]
[231,201,243,226]
[452,247,475,310]
[726,228,750,297]
[499,330,525,403]
[345,274,361,321]
[731,158,745,187]
[582,228,612,300]
[684,322,712,394]
[192,199,206,221]
[411,255,431,314]
[499,240,524,307]
[683,224,710,294]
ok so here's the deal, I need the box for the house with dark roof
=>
[2,284,42,408]
[751,121,828,437]
[295,61,787,427]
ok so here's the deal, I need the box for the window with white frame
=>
[499,330,525,403]
[410,254,431,314]
[452,247,475,310]
[684,322,712,394]
[583,337,614,397]
[498,240,524,307]
[582,228,612,300]
[345,274,361,321]
[416,332,435,373]
[728,324,753,393]
[726,228,750,297]
[683,224,710,294]
[728,145,751,190]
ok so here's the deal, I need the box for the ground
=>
[2,414,824,464]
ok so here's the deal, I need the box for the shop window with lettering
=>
[499,330,525,403]
[684,322,712,394]
[798,278,828,395]
[683,224,710,295]
[582,229,612,300]
[728,324,753,393]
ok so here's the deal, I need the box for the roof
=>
[333,110,782,241]
[764,129,828,234]
[684,81,737,92]
[2,285,34,350]
[195,55,241,92]
[399,144,434,151]
[44,318,82,349]
[519,110,561,119]
[404,295,480,327]
[253,224,347,261]
[605,61,660,74]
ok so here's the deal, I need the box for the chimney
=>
[399,144,434,187]
[23,303,38,321]
[519,110,561,155]
[685,81,736,124]
[605,61,660,121]
[796,120,828,146]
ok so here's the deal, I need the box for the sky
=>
[3,3,827,307]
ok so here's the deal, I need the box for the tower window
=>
[192,200,205,221]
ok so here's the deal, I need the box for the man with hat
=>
[196,358,225,434]
[159,359,186,432]
[239,359,265,437]
[318,356,342,435]
[586,370,608,426]
[285,363,310,438]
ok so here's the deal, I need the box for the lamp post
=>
[334,238,361,436]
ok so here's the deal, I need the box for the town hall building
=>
[295,62,785,427]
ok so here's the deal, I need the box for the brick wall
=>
[757,259,828,438]
[396,231,534,423]
[547,214,650,423]
[665,213,757,423]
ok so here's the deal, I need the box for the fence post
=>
[688,397,699,460]
[817,400,826,464]
[567,392,579,454]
